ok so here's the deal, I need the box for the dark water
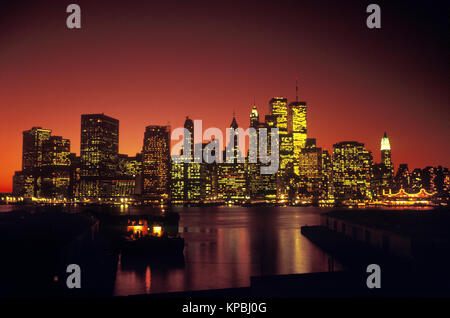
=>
[113,206,343,296]
[0,204,342,296]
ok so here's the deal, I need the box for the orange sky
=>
[0,0,448,192]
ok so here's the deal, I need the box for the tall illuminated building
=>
[41,136,71,199]
[270,97,288,131]
[79,113,119,198]
[247,104,269,200]
[380,132,394,192]
[217,115,246,203]
[332,141,373,201]
[289,79,307,176]
[250,104,259,127]
[183,116,194,159]
[171,116,213,204]
[142,125,171,201]
[14,127,73,199]
[201,142,218,201]
[22,127,52,171]
[290,101,307,175]
[381,133,392,168]
[260,114,278,201]
[19,127,52,197]
[170,161,185,203]
[186,159,202,201]
[269,97,293,199]
[298,138,323,198]
[113,153,142,197]
[321,150,333,199]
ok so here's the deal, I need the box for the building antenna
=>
[296,75,299,102]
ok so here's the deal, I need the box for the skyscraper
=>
[14,127,72,198]
[20,127,52,197]
[380,132,394,191]
[41,136,71,199]
[332,141,373,201]
[22,127,52,171]
[183,116,194,159]
[298,138,323,198]
[270,97,288,132]
[247,104,270,200]
[395,164,410,191]
[250,104,259,128]
[79,113,119,198]
[269,97,293,199]
[290,101,307,175]
[142,125,171,201]
[218,115,246,203]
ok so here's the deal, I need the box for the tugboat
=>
[120,213,184,257]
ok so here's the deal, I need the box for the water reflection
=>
[114,206,343,296]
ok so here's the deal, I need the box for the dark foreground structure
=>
[300,209,450,297]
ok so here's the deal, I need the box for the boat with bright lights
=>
[120,214,184,256]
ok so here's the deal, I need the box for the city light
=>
[5,104,449,208]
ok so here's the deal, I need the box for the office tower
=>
[298,138,324,199]
[171,117,216,204]
[290,101,307,175]
[200,142,218,200]
[183,116,194,159]
[421,166,436,193]
[321,150,333,200]
[250,104,259,128]
[257,114,277,201]
[69,153,81,198]
[381,133,392,170]
[270,97,288,131]
[410,168,423,192]
[332,141,373,201]
[394,164,410,191]
[142,125,171,200]
[247,104,269,200]
[433,166,450,198]
[217,115,246,203]
[19,127,52,197]
[22,127,52,171]
[421,166,449,197]
[373,132,395,196]
[183,141,218,203]
[270,97,292,169]
[380,132,394,187]
[186,159,202,201]
[113,153,142,197]
[41,136,71,199]
[12,171,35,198]
[79,113,119,198]
[170,161,185,203]
[249,105,259,160]
[269,97,293,199]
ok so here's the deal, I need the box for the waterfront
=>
[2,204,450,297]
[0,204,345,296]
[113,206,343,296]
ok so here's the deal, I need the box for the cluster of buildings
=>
[9,96,449,207]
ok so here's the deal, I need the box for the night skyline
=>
[0,0,449,192]
[1,0,450,304]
